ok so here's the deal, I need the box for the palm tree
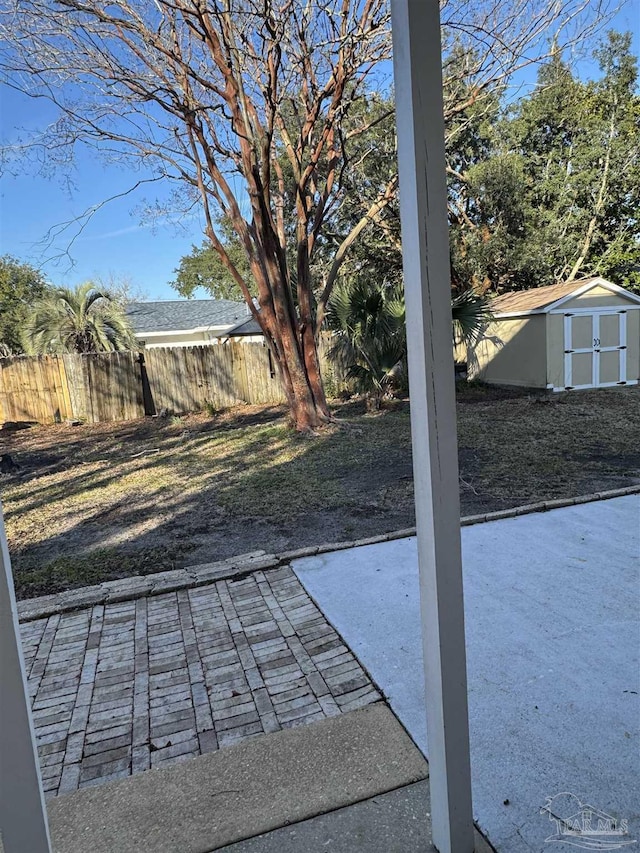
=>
[327,279,407,410]
[327,280,492,407]
[22,282,136,354]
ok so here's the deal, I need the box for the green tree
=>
[580,32,640,289]
[444,32,640,294]
[0,256,47,354]
[451,153,536,292]
[494,33,639,291]
[171,219,252,301]
[23,282,136,354]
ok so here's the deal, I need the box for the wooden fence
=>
[0,342,297,426]
[142,342,287,414]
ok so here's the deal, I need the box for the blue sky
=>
[0,5,638,302]
[0,86,202,300]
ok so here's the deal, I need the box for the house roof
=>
[489,277,640,316]
[126,299,250,334]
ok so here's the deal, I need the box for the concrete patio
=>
[294,494,640,853]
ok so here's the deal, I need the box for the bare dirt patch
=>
[1,386,638,599]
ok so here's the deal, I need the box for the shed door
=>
[563,311,627,389]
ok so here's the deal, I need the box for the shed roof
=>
[223,316,263,336]
[489,277,640,316]
[126,299,250,334]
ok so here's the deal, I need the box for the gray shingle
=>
[126,300,250,334]
[224,316,263,336]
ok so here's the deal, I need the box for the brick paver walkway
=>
[20,566,381,797]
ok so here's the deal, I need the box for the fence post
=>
[0,501,52,852]
[0,360,7,424]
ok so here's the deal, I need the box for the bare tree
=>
[0,0,610,428]
[0,0,392,430]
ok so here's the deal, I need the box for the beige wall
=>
[453,339,467,364]
[468,315,547,387]
[137,331,215,349]
[560,286,632,311]
[546,313,565,389]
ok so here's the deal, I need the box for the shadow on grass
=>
[4,402,416,598]
[2,387,639,600]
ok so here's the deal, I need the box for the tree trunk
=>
[263,312,330,431]
[250,258,330,431]
[566,111,615,283]
[205,215,331,432]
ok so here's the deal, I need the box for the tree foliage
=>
[0,256,47,354]
[452,32,640,292]
[451,289,494,347]
[309,29,638,308]
[326,277,491,408]
[171,218,252,301]
[22,282,136,354]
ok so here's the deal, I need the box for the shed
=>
[467,277,640,391]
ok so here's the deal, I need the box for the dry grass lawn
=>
[1,384,638,600]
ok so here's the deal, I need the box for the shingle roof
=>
[223,316,263,336]
[126,299,250,334]
[489,278,604,315]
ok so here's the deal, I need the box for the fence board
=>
[82,352,144,423]
[61,355,85,421]
[55,357,72,421]
[82,354,96,423]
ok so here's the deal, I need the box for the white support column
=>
[391,3,474,852]
[0,501,52,853]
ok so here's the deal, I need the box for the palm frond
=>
[327,278,489,403]
[451,290,493,347]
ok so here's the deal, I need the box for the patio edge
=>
[17,484,640,622]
